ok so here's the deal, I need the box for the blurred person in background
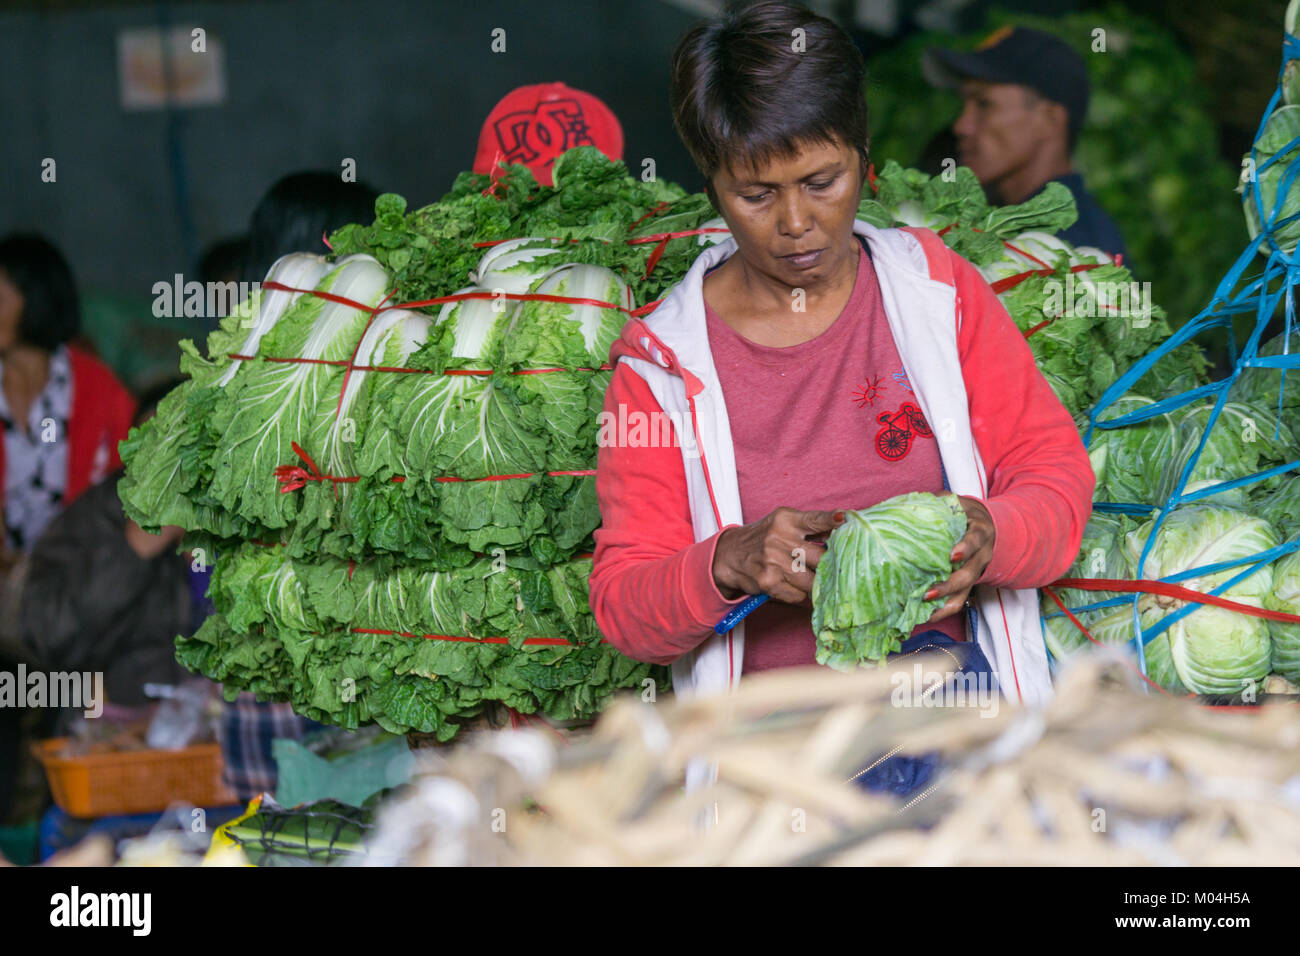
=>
[0,235,135,560]
[241,172,378,283]
[14,378,195,725]
[0,233,135,822]
[219,171,378,801]
[924,26,1129,261]
[199,235,248,290]
[197,235,250,329]
[0,381,200,824]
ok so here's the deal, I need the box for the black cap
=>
[923,26,1090,142]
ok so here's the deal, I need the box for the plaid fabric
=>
[217,692,318,801]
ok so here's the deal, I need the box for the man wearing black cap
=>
[924,25,1128,263]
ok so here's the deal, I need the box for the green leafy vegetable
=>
[811,492,965,670]
[1042,512,1142,661]
[1264,548,1300,682]
[1126,506,1277,696]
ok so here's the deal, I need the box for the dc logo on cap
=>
[493,99,596,169]
[474,83,625,187]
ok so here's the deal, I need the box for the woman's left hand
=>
[925,496,996,624]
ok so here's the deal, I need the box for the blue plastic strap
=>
[714,592,769,635]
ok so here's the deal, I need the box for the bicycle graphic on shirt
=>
[875,402,931,460]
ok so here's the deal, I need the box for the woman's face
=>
[0,270,23,352]
[709,138,864,291]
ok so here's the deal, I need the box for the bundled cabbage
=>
[1125,506,1277,695]
[1087,396,1177,507]
[1265,549,1300,682]
[1048,10,1300,695]
[857,160,1209,419]
[1042,513,1141,661]
[1156,400,1297,510]
[184,545,640,737]
[1240,104,1300,256]
[119,148,700,734]
[812,492,965,671]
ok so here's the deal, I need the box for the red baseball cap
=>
[473,82,624,187]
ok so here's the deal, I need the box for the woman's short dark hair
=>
[669,1,869,186]
[0,234,80,351]
[242,171,380,283]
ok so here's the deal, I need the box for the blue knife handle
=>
[714,593,770,634]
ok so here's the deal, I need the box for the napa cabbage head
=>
[208,253,392,528]
[217,252,331,387]
[471,239,564,295]
[505,263,633,369]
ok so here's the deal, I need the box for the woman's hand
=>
[712,507,845,604]
[926,496,996,623]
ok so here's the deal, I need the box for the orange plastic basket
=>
[33,738,239,818]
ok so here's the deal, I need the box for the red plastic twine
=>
[352,626,582,647]
[1043,577,1300,703]
[627,227,730,278]
[257,206,719,493]
[1041,585,1173,696]
[273,441,594,494]
[991,261,1105,296]
[1051,577,1300,626]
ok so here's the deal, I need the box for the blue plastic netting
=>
[1043,32,1300,689]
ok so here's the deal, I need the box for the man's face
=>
[952,80,1061,188]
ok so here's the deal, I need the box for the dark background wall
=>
[0,0,705,299]
[0,0,1288,385]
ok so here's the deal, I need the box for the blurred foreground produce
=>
[365,655,1300,866]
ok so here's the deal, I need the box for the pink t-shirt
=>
[704,241,966,673]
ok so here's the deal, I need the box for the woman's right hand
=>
[711,507,845,604]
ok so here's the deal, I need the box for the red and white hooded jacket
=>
[591,222,1093,721]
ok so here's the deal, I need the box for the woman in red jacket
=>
[589,3,1094,793]
[0,234,135,558]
